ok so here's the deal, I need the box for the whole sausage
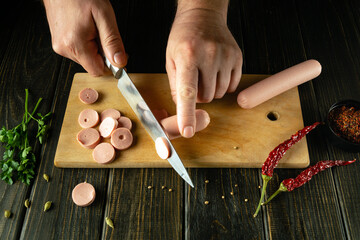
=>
[237,59,322,109]
[160,109,210,140]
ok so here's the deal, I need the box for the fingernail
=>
[114,52,126,66]
[183,126,194,138]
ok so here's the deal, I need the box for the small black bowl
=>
[324,100,360,152]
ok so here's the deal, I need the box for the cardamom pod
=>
[44,201,52,212]
[43,174,50,182]
[4,210,11,218]
[105,217,114,229]
[24,199,30,208]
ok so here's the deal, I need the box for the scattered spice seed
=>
[204,201,209,205]
[244,199,248,202]
[258,185,261,189]
[43,174,50,182]
[147,186,152,189]
[233,146,239,150]
[105,217,114,229]
[221,195,225,199]
[24,199,30,208]
[205,180,209,184]
[4,210,11,218]
[44,201,52,212]
[230,192,234,195]
[234,184,238,187]
[168,188,173,192]
[161,186,166,190]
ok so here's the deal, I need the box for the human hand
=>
[43,0,127,76]
[166,8,243,138]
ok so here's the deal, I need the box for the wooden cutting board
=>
[54,73,309,168]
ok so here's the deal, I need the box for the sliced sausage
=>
[92,142,116,164]
[77,128,100,149]
[72,182,96,207]
[237,59,322,109]
[155,137,171,159]
[99,117,118,138]
[110,128,133,150]
[100,108,121,121]
[160,109,210,140]
[78,109,99,128]
[79,88,99,104]
[117,116,132,130]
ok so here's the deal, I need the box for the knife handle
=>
[104,56,123,79]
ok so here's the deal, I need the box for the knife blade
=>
[104,57,194,188]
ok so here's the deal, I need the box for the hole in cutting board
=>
[266,111,280,121]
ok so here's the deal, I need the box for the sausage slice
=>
[77,128,101,149]
[110,128,133,150]
[155,137,171,159]
[72,182,96,207]
[92,142,116,164]
[78,109,100,128]
[99,117,118,138]
[79,88,99,104]
[117,116,132,130]
[100,109,121,121]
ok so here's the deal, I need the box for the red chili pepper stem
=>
[261,182,288,206]
[253,174,271,218]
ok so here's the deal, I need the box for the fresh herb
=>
[0,89,52,185]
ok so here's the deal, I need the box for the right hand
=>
[43,0,127,76]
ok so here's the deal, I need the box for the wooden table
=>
[1,0,359,239]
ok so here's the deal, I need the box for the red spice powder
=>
[329,105,360,144]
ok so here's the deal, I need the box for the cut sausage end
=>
[155,137,171,159]
[99,117,118,138]
[72,182,96,207]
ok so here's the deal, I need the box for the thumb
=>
[92,3,127,68]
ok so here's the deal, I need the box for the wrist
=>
[176,0,228,22]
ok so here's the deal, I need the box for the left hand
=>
[166,8,243,138]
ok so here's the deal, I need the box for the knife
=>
[104,57,194,188]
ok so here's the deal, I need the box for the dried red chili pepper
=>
[262,159,356,205]
[253,122,321,217]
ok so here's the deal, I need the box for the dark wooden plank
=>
[0,1,59,239]
[296,0,360,239]
[185,1,266,239]
[238,0,348,239]
[102,168,183,239]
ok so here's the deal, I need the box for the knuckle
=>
[179,85,197,100]
[178,41,197,60]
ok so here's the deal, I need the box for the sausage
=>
[117,116,132,130]
[92,142,116,164]
[79,88,99,104]
[155,137,171,159]
[99,117,118,138]
[100,108,121,121]
[78,109,100,128]
[110,128,133,150]
[77,128,101,149]
[72,182,96,207]
[152,109,169,122]
[160,109,210,140]
[237,59,322,109]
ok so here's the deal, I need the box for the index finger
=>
[175,62,198,138]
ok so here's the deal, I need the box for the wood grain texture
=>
[55,73,309,169]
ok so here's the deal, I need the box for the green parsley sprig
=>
[0,89,52,185]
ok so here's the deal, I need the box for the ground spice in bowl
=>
[326,100,360,151]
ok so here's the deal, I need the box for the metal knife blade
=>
[104,57,194,188]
